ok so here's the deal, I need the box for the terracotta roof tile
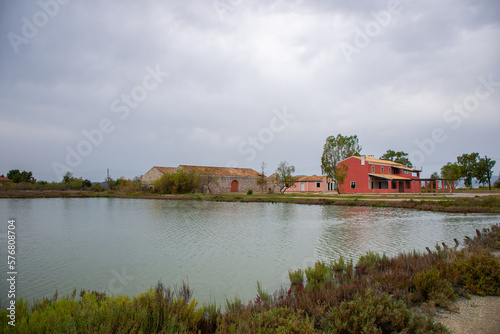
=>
[369,173,412,181]
[353,156,421,171]
[153,167,178,174]
[0,176,12,182]
[152,165,262,177]
[179,165,261,177]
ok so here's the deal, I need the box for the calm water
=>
[0,198,498,307]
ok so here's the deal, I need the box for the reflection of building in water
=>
[316,206,405,262]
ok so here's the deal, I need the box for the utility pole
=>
[107,169,110,189]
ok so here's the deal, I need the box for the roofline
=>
[338,156,421,172]
[369,173,412,181]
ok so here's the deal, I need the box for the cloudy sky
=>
[1,0,499,182]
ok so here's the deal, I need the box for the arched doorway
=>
[231,180,238,192]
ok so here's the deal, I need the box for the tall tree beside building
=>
[457,153,480,188]
[475,156,496,190]
[440,162,462,186]
[379,150,413,168]
[333,163,349,194]
[321,134,361,187]
[275,161,296,194]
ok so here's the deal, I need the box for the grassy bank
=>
[2,189,499,213]
[1,225,499,333]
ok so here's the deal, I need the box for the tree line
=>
[2,143,497,194]
[438,153,497,189]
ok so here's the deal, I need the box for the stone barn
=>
[141,165,279,194]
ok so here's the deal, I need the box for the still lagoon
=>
[0,198,498,307]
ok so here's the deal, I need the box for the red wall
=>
[338,157,421,194]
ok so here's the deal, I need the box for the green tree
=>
[7,169,35,183]
[457,153,480,188]
[475,156,496,190]
[440,162,462,186]
[275,161,296,194]
[82,179,92,188]
[321,134,361,187]
[380,150,413,168]
[62,171,74,183]
[430,171,440,189]
[333,163,349,194]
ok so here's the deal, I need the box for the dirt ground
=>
[434,295,500,334]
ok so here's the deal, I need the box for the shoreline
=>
[1,189,499,213]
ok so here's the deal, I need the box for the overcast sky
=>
[1,0,499,182]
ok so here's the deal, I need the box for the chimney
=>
[361,155,365,165]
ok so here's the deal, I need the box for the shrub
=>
[154,168,201,194]
[413,267,455,307]
[357,251,386,275]
[288,268,305,295]
[444,253,500,296]
[217,307,317,333]
[255,281,271,305]
[225,296,244,314]
[321,290,450,333]
[305,261,332,291]
[247,189,253,195]
[332,255,354,284]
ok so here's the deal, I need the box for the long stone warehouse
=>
[141,165,279,194]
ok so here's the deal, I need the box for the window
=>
[372,166,375,173]
[317,182,321,188]
[388,168,391,174]
[381,167,384,174]
[351,181,356,189]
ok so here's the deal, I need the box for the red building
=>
[337,155,422,194]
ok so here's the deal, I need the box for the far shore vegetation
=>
[1,224,499,333]
[0,163,500,213]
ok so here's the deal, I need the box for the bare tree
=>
[256,161,267,193]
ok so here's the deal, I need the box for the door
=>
[300,183,305,191]
[231,180,238,192]
[399,181,404,193]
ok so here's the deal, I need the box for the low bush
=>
[305,261,332,291]
[357,251,387,275]
[413,268,455,307]
[443,253,500,296]
[321,290,450,333]
[217,307,317,333]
